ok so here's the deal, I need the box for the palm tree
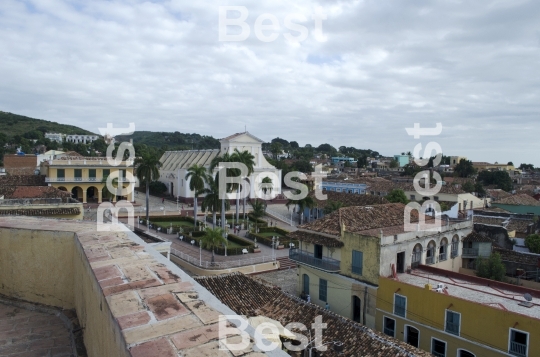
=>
[232,149,255,224]
[185,164,208,228]
[210,152,236,231]
[286,195,315,224]
[259,176,273,212]
[201,175,230,228]
[200,227,228,264]
[134,153,162,223]
[324,201,343,214]
[249,198,265,233]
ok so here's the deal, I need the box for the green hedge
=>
[147,215,198,224]
[256,227,290,235]
[213,233,255,256]
[247,231,299,249]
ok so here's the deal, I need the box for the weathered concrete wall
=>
[0,225,129,357]
[72,238,130,357]
[341,232,380,286]
[297,264,378,329]
[0,227,75,308]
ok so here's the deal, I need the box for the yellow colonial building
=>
[287,203,473,329]
[41,156,135,203]
[376,266,540,357]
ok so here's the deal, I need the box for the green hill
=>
[0,111,95,137]
[116,131,220,150]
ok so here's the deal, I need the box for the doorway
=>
[352,296,361,323]
[397,252,405,273]
[405,326,419,347]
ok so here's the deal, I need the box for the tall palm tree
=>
[259,176,273,212]
[249,198,265,233]
[200,227,228,264]
[210,152,236,231]
[201,175,230,228]
[134,153,162,223]
[232,149,255,224]
[185,164,208,228]
[286,195,315,224]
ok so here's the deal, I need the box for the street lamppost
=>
[272,236,275,262]
[199,239,202,266]
[176,196,179,211]
[224,231,228,257]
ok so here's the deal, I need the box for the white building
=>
[65,135,100,144]
[158,132,281,201]
[44,133,64,143]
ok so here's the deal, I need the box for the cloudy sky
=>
[1,0,539,165]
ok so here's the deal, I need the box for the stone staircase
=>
[276,256,297,270]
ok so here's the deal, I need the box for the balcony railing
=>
[462,248,479,257]
[509,341,527,357]
[46,177,136,183]
[426,256,435,265]
[289,248,340,272]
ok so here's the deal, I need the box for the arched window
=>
[426,240,436,265]
[439,238,448,262]
[458,349,475,357]
[451,234,459,258]
[412,244,422,269]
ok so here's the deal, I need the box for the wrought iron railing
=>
[462,248,479,256]
[289,248,340,272]
[509,341,527,357]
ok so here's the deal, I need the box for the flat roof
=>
[398,269,540,320]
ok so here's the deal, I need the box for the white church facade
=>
[158,132,282,202]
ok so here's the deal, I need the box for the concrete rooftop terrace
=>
[0,302,74,356]
[0,216,286,357]
[398,268,540,320]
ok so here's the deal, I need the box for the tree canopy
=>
[386,189,409,204]
[477,170,513,192]
[454,159,476,178]
[475,252,506,282]
[525,234,540,254]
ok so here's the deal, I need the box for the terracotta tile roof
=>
[0,175,46,186]
[287,230,344,247]
[486,189,512,200]
[493,247,540,266]
[495,194,540,206]
[309,190,388,208]
[506,219,534,234]
[298,203,427,237]
[474,216,505,226]
[10,186,72,199]
[462,231,492,243]
[195,273,430,357]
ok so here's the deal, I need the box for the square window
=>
[445,310,460,336]
[509,329,528,357]
[352,251,363,275]
[394,294,406,317]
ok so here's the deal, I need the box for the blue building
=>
[321,181,367,194]
[393,154,410,167]
[331,157,356,164]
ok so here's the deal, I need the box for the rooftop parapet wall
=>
[0,217,285,357]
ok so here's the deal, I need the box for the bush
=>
[149,180,168,195]
[257,226,290,235]
[213,233,255,256]
[525,234,540,254]
[476,252,506,282]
